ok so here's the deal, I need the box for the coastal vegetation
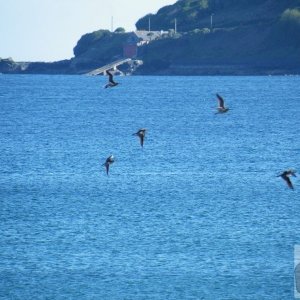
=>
[1,0,300,75]
[71,29,129,72]
[135,0,300,74]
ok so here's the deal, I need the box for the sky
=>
[0,0,176,62]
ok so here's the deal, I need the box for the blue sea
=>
[0,74,299,299]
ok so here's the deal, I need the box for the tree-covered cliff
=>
[70,29,130,73]
[136,0,300,32]
[135,0,300,74]
[72,0,300,74]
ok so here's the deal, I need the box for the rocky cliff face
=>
[0,58,72,75]
[0,58,24,73]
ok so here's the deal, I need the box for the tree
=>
[114,27,126,33]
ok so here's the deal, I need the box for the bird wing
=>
[216,94,225,108]
[140,135,144,147]
[105,163,109,175]
[283,175,294,189]
[107,70,115,84]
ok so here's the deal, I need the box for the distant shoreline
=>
[1,63,299,76]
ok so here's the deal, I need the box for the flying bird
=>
[102,155,115,175]
[105,70,119,88]
[216,93,229,113]
[132,128,147,148]
[277,169,297,189]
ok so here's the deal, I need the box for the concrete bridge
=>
[86,58,132,76]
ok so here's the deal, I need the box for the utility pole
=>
[174,18,177,34]
[111,16,114,32]
[210,13,214,32]
[148,17,151,32]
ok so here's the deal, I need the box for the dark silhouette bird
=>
[102,155,115,175]
[105,70,119,88]
[216,93,229,113]
[277,169,297,189]
[132,128,147,148]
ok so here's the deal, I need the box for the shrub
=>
[114,27,126,33]
[281,8,300,25]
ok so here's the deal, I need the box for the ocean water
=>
[0,74,299,299]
